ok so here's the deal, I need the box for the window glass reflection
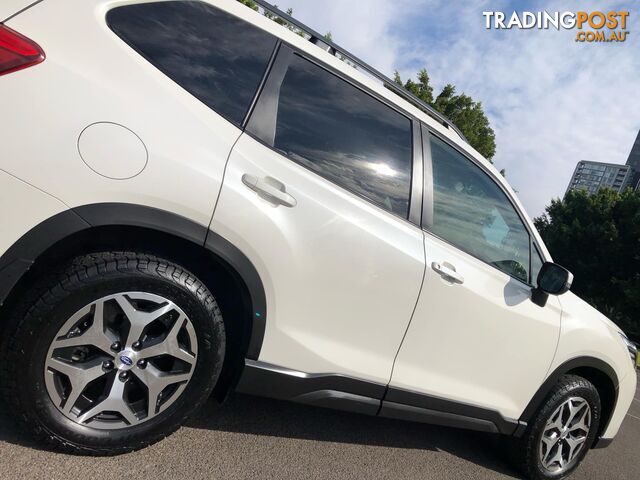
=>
[430,136,531,282]
[531,245,544,284]
[267,54,413,217]
[108,1,278,125]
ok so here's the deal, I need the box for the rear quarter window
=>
[107,1,278,125]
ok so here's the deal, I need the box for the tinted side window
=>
[429,135,531,283]
[248,53,413,217]
[107,1,278,125]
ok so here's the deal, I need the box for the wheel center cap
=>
[115,350,138,371]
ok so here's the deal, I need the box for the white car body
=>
[0,0,635,458]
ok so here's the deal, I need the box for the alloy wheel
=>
[538,397,591,474]
[44,292,198,430]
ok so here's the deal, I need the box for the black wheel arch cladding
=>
[0,203,268,361]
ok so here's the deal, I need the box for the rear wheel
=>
[511,375,601,479]
[0,252,225,454]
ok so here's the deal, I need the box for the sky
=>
[278,0,640,217]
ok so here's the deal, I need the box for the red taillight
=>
[0,24,45,77]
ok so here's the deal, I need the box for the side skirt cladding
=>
[236,360,386,416]
[236,359,523,434]
[382,387,522,435]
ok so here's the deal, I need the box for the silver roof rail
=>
[251,0,469,145]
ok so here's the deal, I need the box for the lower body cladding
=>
[236,360,524,435]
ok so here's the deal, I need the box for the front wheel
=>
[511,374,601,479]
[0,252,225,455]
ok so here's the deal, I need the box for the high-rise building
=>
[625,130,640,191]
[565,160,632,196]
[565,129,640,196]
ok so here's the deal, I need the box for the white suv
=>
[0,1,636,478]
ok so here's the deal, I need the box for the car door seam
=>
[384,231,428,395]
[204,131,244,246]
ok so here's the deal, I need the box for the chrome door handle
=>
[431,262,464,284]
[242,174,297,208]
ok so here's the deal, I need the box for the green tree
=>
[237,0,258,11]
[395,70,496,160]
[434,85,496,160]
[534,188,640,340]
[398,68,434,105]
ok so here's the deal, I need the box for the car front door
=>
[211,45,425,385]
[388,130,562,424]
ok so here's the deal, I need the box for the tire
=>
[509,374,601,480]
[0,252,225,455]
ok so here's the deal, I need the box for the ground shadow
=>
[0,393,521,478]
[186,393,521,478]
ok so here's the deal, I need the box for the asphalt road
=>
[0,373,638,480]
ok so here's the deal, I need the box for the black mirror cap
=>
[537,262,573,295]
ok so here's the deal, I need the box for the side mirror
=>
[531,262,573,307]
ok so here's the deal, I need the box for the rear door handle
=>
[431,261,464,284]
[242,174,297,208]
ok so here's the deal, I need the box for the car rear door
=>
[212,44,426,385]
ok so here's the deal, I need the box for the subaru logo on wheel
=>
[119,355,133,366]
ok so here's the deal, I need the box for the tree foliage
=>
[397,68,434,105]
[237,0,258,11]
[534,189,640,340]
[395,70,496,161]
[236,1,313,37]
